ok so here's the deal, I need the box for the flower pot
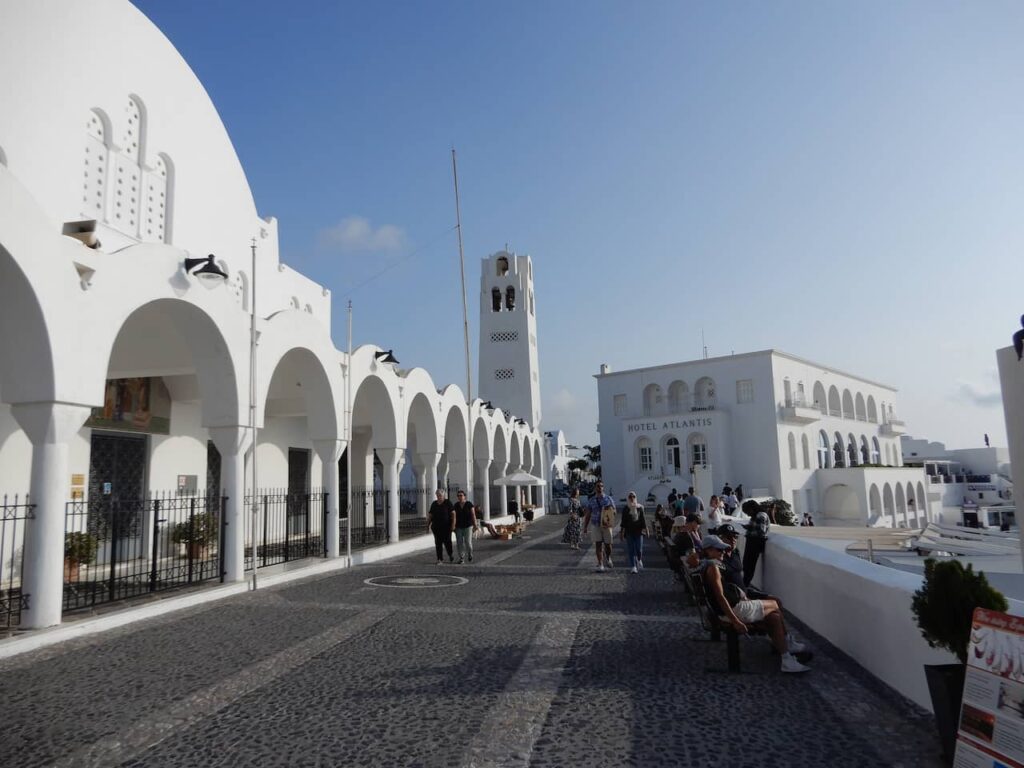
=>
[63,558,80,583]
[184,542,207,560]
[924,663,965,763]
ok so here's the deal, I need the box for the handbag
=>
[600,505,615,528]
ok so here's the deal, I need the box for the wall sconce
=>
[374,349,399,365]
[184,254,228,281]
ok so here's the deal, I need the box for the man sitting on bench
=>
[698,535,810,674]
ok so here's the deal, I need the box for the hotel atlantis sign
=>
[627,417,713,433]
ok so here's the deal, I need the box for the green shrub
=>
[171,513,217,545]
[64,532,98,565]
[912,558,1008,664]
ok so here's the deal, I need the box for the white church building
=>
[0,0,547,630]
[595,349,931,528]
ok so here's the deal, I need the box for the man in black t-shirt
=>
[428,489,455,564]
[453,490,478,564]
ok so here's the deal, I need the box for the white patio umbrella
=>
[493,470,545,486]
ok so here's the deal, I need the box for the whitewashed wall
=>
[760,533,1024,712]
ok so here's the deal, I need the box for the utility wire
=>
[335,225,458,299]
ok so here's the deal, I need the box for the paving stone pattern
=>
[0,515,943,767]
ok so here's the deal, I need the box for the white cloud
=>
[317,216,406,253]
[955,382,1003,409]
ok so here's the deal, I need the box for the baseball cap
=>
[716,523,739,538]
[701,534,730,551]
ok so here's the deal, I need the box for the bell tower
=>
[478,250,541,428]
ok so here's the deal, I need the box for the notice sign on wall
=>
[955,608,1024,767]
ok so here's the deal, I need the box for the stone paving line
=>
[44,608,392,768]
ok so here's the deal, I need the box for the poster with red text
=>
[955,608,1024,768]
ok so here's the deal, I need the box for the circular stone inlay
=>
[364,574,468,588]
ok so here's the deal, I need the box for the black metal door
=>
[287,448,310,537]
[87,433,147,599]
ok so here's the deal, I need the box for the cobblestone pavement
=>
[0,515,943,767]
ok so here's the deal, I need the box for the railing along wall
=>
[63,492,226,614]
[243,489,327,569]
[1,494,33,629]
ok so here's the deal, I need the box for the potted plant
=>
[64,531,98,582]
[912,558,1008,762]
[172,512,216,559]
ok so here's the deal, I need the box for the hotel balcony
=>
[779,396,821,424]
[880,418,906,436]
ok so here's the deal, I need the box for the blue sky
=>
[135,0,1024,450]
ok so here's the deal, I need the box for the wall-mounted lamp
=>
[374,349,399,365]
[482,400,494,412]
[184,254,228,281]
[62,219,101,249]
[515,418,526,426]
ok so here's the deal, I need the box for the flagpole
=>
[249,238,259,590]
[452,148,473,495]
[346,300,353,562]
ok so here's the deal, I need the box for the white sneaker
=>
[630,566,638,574]
[781,653,811,673]
[637,559,644,571]
[787,635,807,654]
[606,558,614,568]
[596,564,605,573]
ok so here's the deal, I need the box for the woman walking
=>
[619,491,648,574]
[561,488,582,549]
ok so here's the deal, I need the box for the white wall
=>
[761,532,1024,712]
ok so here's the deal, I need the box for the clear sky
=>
[134,0,1024,451]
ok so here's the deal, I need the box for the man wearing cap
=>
[583,481,616,572]
[699,535,810,674]
[716,522,781,607]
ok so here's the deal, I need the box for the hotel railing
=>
[243,488,326,569]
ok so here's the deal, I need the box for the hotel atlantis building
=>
[595,350,931,528]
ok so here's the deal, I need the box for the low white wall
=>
[761,533,1024,712]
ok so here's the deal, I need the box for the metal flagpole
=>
[452,148,473,494]
[249,238,259,590]
[346,300,353,562]
[452,148,472,403]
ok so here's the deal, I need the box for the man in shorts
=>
[699,535,810,673]
[583,481,616,572]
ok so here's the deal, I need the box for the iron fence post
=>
[261,495,268,568]
[149,498,160,592]
[323,492,329,557]
[187,497,196,583]
[220,494,228,582]
[304,492,311,556]
[107,498,119,604]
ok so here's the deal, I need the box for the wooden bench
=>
[685,567,767,673]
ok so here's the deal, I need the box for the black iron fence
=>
[243,489,326,569]
[63,492,225,614]
[1,494,33,629]
[341,487,387,550]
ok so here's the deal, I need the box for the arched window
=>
[505,286,515,311]
[783,378,792,404]
[694,377,716,410]
[643,383,662,417]
[842,389,855,419]
[801,434,811,469]
[496,256,509,276]
[797,381,806,402]
[860,435,870,465]
[867,396,878,423]
[813,381,827,414]
[871,437,880,464]
[491,288,502,312]
[637,438,653,473]
[664,437,681,475]
[142,152,171,243]
[667,380,688,413]
[847,434,858,466]
[828,386,841,417]
[817,430,831,468]
[855,393,866,421]
[833,431,845,467]
[109,96,145,237]
[688,433,708,468]
[788,433,797,469]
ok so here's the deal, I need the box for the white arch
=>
[812,381,827,414]
[867,396,878,423]
[787,432,797,469]
[668,380,688,413]
[801,433,810,469]
[855,392,866,421]
[643,383,662,417]
[883,484,896,527]
[828,386,841,417]
[842,389,855,419]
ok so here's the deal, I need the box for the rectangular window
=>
[639,446,653,472]
[691,443,708,467]
[613,394,627,416]
[736,379,754,404]
[495,368,514,380]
